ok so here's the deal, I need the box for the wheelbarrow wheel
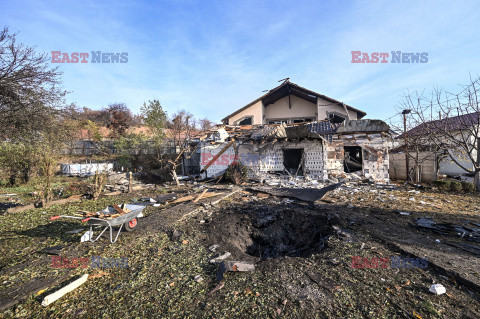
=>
[125,218,138,232]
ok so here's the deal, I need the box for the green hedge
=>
[433,180,475,192]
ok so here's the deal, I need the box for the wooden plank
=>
[202,192,224,200]
[103,191,122,197]
[171,195,196,204]
[112,205,126,215]
[193,189,208,203]
[42,274,89,306]
[171,192,225,204]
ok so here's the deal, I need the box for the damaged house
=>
[185,80,392,182]
[184,119,392,182]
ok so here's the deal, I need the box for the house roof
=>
[221,81,367,123]
[400,112,480,138]
[199,119,388,144]
[285,120,339,142]
[336,119,390,134]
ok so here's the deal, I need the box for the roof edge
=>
[221,81,367,123]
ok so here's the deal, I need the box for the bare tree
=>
[389,107,438,183]
[198,118,215,131]
[164,110,204,185]
[0,26,72,197]
[168,110,196,152]
[0,27,66,139]
[402,75,480,190]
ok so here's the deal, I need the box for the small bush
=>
[461,182,474,192]
[432,180,442,188]
[450,181,462,192]
[432,180,451,190]
[64,181,90,197]
[223,163,248,185]
[442,180,452,190]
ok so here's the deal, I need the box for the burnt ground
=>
[1,183,480,318]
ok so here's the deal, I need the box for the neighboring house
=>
[221,80,366,126]
[389,112,480,181]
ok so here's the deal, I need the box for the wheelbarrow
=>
[50,204,145,243]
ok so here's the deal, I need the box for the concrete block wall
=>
[238,140,327,180]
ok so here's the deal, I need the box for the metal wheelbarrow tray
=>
[50,204,145,243]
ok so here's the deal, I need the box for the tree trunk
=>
[127,171,132,193]
[475,171,480,192]
[9,174,16,187]
[476,137,480,192]
[22,168,30,183]
[171,168,180,187]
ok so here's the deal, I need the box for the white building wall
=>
[317,97,359,121]
[238,140,326,180]
[199,143,237,177]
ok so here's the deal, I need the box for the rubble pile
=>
[259,171,368,189]
[104,172,156,193]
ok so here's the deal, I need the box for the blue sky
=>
[1,0,480,123]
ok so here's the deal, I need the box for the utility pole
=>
[402,109,411,181]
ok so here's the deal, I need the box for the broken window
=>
[328,112,346,124]
[267,119,289,124]
[292,118,314,123]
[237,117,252,125]
[344,146,362,172]
[283,148,304,175]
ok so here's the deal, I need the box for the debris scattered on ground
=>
[207,281,225,296]
[248,182,343,202]
[105,172,156,193]
[65,228,84,234]
[209,244,219,252]
[210,252,231,264]
[217,261,255,281]
[2,176,480,317]
[332,225,358,243]
[416,217,437,229]
[40,245,64,255]
[172,192,224,204]
[80,230,93,242]
[171,229,183,241]
[415,216,480,242]
[429,283,446,295]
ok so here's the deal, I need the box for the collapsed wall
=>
[327,134,391,182]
